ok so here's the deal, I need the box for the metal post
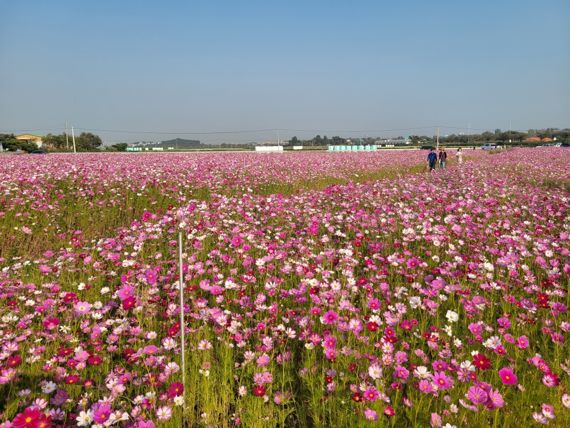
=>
[436,127,440,150]
[71,126,77,153]
[178,232,186,404]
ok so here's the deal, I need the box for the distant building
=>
[128,138,202,151]
[525,136,541,143]
[16,134,43,148]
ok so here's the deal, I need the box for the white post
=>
[436,127,440,150]
[71,126,77,153]
[178,231,186,402]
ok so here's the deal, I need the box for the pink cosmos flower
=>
[432,371,454,390]
[394,365,410,381]
[430,412,442,427]
[418,380,434,394]
[39,265,52,274]
[321,310,339,325]
[364,408,378,421]
[467,385,488,405]
[122,296,136,310]
[73,301,92,316]
[42,317,60,330]
[117,284,134,301]
[487,389,504,408]
[516,335,529,349]
[144,268,157,285]
[363,387,379,401]
[256,354,270,367]
[541,403,555,420]
[167,382,184,398]
[498,367,518,385]
[253,371,273,385]
[92,402,112,424]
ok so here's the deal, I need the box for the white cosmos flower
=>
[368,364,383,380]
[414,366,431,379]
[41,381,57,394]
[446,310,459,323]
[76,410,93,426]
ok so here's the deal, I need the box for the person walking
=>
[427,148,438,171]
[439,148,447,169]
[455,148,463,164]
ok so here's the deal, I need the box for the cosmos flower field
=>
[0,149,569,427]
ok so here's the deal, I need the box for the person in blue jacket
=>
[427,148,438,171]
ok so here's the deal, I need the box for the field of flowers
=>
[0,149,568,427]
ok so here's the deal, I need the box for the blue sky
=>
[0,0,568,143]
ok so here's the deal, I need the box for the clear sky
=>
[1,0,568,144]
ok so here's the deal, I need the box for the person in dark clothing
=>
[427,149,438,171]
[438,149,448,169]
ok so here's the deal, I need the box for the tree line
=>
[0,132,128,152]
[288,128,570,147]
[408,128,570,145]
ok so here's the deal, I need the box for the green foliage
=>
[42,132,103,151]
[111,143,128,151]
[43,133,69,150]
[76,132,102,151]
[0,134,38,152]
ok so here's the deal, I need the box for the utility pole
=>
[65,121,69,150]
[71,126,77,153]
[436,127,440,150]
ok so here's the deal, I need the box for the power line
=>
[73,127,280,135]
[1,124,525,136]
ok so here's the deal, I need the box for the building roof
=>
[16,134,43,141]
[525,136,541,142]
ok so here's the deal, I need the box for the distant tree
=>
[289,136,300,146]
[0,134,17,150]
[410,135,420,144]
[312,135,322,146]
[331,136,346,145]
[0,134,38,152]
[76,132,102,151]
[44,133,68,150]
[111,143,128,152]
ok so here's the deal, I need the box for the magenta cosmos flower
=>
[92,402,112,424]
[363,386,379,401]
[467,385,488,405]
[145,268,158,284]
[321,310,339,325]
[498,367,518,385]
[432,371,454,390]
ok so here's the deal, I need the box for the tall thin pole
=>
[65,121,69,150]
[178,232,186,404]
[436,127,440,150]
[71,126,77,153]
